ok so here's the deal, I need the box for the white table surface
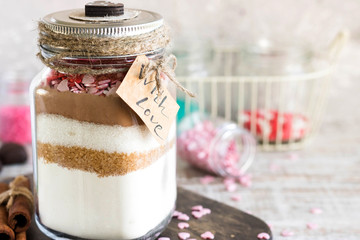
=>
[1,41,359,240]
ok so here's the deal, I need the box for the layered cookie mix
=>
[33,70,176,239]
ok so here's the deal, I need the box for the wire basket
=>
[177,32,347,151]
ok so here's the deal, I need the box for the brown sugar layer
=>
[37,139,175,177]
[35,87,143,126]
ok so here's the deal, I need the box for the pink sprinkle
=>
[200,175,215,185]
[238,174,252,188]
[267,223,273,230]
[307,222,318,230]
[201,231,214,239]
[88,87,98,94]
[281,230,294,237]
[223,177,236,185]
[97,83,109,89]
[201,208,211,215]
[231,194,242,201]
[310,207,323,215]
[82,74,95,84]
[192,211,203,219]
[225,183,237,192]
[178,222,190,229]
[192,205,203,211]
[74,81,84,90]
[98,79,111,85]
[178,232,190,240]
[158,238,170,240]
[178,213,190,221]
[173,211,182,218]
[257,232,270,240]
[57,79,69,92]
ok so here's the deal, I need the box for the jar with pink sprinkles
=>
[177,113,256,178]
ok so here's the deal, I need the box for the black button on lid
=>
[85,1,124,17]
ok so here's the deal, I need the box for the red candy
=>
[239,110,308,142]
[45,70,125,96]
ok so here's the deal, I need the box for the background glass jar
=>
[31,5,176,240]
[0,71,31,144]
[177,112,256,178]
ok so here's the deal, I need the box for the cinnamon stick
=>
[16,232,26,240]
[7,178,32,233]
[0,183,15,240]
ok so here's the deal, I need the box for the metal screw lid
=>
[41,1,164,37]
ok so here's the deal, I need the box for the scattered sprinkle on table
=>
[310,207,323,214]
[257,232,271,240]
[178,213,190,221]
[178,232,191,240]
[231,194,242,201]
[281,230,294,237]
[201,231,215,239]
[307,222,318,230]
[178,222,190,229]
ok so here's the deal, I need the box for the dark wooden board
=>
[26,187,272,240]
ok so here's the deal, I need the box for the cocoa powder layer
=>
[35,87,143,126]
[37,139,175,177]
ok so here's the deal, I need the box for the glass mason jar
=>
[177,112,256,178]
[30,4,176,240]
[0,71,31,144]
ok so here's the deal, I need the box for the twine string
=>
[0,176,34,215]
[37,21,195,97]
[139,54,195,98]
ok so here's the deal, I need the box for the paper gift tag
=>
[116,55,179,144]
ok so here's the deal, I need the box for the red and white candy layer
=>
[239,110,308,142]
[45,70,124,96]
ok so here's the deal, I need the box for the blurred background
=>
[1,1,360,238]
[0,0,358,76]
[0,0,359,166]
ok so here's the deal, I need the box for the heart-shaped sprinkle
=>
[281,230,294,237]
[178,213,190,221]
[310,207,322,215]
[178,222,190,229]
[257,232,270,239]
[200,231,214,239]
[192,211,203,219]
[306,222,318,230]
[225,183,237,192]
[178,232,190,240]
[82,74,95,84]
[57,79,69,92]
[231,194,242,201]
[201,208,211,215]
[173,210,182,218]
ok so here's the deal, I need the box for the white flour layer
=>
[37,146,176,239]
[36,113,177,154]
